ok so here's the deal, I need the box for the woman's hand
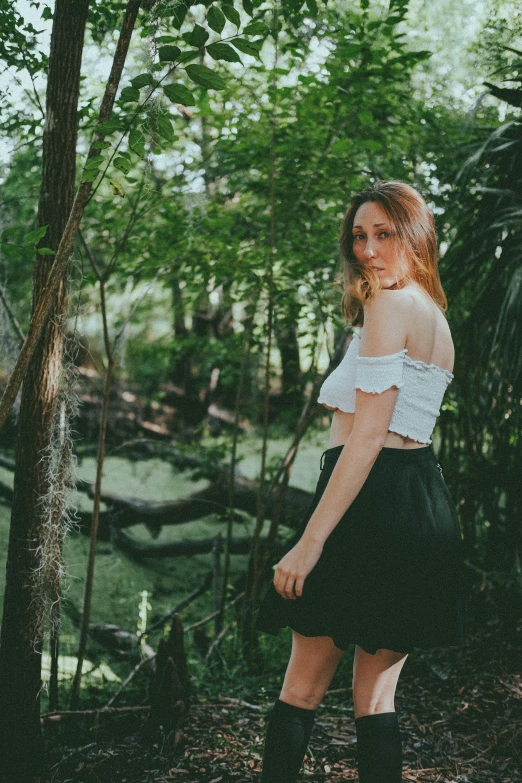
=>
[273,535,324,599]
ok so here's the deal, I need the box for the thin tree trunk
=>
[69,278,115,709]
[217,306,257,634]
[169,277,192,393]
[0,0,143,433]
[241,5,279,660]
[212,532,222,638]
[0,3,90,780]
[275,322,303,407]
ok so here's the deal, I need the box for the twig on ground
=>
[183,590,245,632]
[104,652,157,709]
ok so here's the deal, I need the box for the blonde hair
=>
[339,181,448,327]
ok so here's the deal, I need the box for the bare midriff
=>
[323,407,428,450]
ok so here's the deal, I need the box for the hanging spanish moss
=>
[28,326,82,649]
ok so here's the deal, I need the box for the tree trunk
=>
[169,277,193,394]
[0,2,90,780]
[275,321,303,408]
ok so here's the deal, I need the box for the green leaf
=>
[120,86,141,102]
[0,227,19,241]
[23,225,48,245]
[157,114,175,142]
[222,4,241,28]
[81,169,99,183]
[206,42,242,63]
[207,6,226,34]
[131,72,154,88]
[231,38,261,58]
[184,23,209,48]
[159,45,181,62]
[176,49,201,66]
[412,50,432,62]
[185,64,226,90]
[171,4,188,29]
[330,138,352,155]
[360,139,383,152]
[129,128,146,155]
[92,140,111,150]
[1,244,31,260]
[114,156,131,174]
[243,0,254,16]
[84,155,105,170]
[243,21,270,36]
[358,110,374,125]
[109,180,125,197]
[42,7,53,20]
[36,247,56,256]
[163,83,196,105]
[96,118,123,135]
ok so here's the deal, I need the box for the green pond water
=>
[0,428,331,703]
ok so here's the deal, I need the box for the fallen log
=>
[41,705,151,725]
[97,477,312,530]
[111,528,259,559]
[1,452,315,543]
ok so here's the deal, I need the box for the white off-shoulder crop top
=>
[317,332,454,445]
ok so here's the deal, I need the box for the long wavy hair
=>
[339,181,448,327]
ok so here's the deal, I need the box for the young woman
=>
[255,181,467,783]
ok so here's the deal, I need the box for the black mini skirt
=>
[255,444,467,655]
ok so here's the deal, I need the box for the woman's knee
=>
[352,646,408,718]
[279,632,344,710]
[280,681,326,710]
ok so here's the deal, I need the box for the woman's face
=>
[351,201,410,289]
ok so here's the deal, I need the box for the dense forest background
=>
[0,0,521,781]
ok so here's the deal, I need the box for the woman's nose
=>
[363,241,376,258]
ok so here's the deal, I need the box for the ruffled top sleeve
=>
[354,348,408,394]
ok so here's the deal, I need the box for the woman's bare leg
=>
[279,630,345,709]
[352,645,408,717]
[352,646,408,783]
[260,631,344,782]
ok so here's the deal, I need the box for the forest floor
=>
[42,615,521,783]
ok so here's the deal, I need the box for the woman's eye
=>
[379,231,390,238]
[353,234,365,241]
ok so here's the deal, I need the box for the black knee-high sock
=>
[260,698,317,783]
[355,711,403,783]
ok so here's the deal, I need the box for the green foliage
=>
[183,24,209,48]
[243,21,270,36]
[222,4,241,28]
[120,86,141,103]
[2,0,519,587]
[206,5,227,34]
[124,338,172,392]
[163,83,196,105]
[158,44,182,62]
[128,128,146,155]
[131,72,154,89]
[206,42,243,63]
[0,222,52,263]
[185,63,227,89]
[231,37,262,57]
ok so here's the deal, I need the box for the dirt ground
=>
[42,617,521,783]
